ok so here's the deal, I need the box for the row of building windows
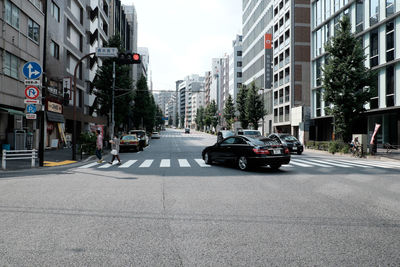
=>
[274,10,290,34]
[243,0,272,38]
[313,0,349,29]
[273,67,290,88]
[2,51,20,79]
[273,86,290,106]
[274,105,290,123]
[274,48,290,72]
[273,0,289,17]
[243,6,273,51]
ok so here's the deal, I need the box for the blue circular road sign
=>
[26,104,37,114]
[22,62,42,79]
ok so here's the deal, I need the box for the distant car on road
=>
[236,129,262,138]
[202,135,290,170]
[128,130,149,150]
[267,133,304,155]
[217,130,235,143]
[151,132,160,139]
[120,135,139,152]
[185,128,190,134]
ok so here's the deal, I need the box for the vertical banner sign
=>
[370,123,381,144]
[264,33,273,89]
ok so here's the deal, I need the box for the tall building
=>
[204,71,212,106]
[0,0,45,149]
[177,75,204,128]
[272,0,310,142]
[242,0,274,133]
[123,4,139,85]
[229,35,243,104]
[310,0,400,145]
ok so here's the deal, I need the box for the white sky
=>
[121,0,242,91]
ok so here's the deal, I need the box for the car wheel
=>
[237,156,249,171]
[270,164,281,170]
[204,152,212,165]
[297,151,302,155]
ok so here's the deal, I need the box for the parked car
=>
[128,130,149,150]
[236,129,262,138]
[267,133,304,155]
[151,132,161,139]
[202,135,290,170]
[185,128,190,134]
[217,130,235,143]
[120,135,139,152]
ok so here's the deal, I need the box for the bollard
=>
[31,149,36,167]
[2,150,6,170]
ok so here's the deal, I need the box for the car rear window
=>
[281,135,298,141]
[244,130,261,136]
[122,135,137,140]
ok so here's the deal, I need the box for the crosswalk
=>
[78,158,400,170]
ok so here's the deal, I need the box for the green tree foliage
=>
[195,106,205,131]
[132,75,156,132]
[236,85,249,129]
[92,35,133,130]
[223,94,235,130]
[180,114,185,128]
[208,100,219,130]
[322,16,376,142]
[155,106,164,130]
[245,82,264,129]
[174,112,179,128]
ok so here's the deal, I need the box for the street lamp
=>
[259,88,265,136]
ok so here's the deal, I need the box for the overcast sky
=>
[121,0,242,91]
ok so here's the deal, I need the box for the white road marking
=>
[160,159,170,167]
[290,160,313,167]
[296,159,332,167]
[339,159,400,169]
[178,159,190,167]
[323,159,369,168]
[308,159,352,168]
[329,159,372,168]
[119,160,137,168]
[78,162,99,169]
[194,159,211,167]
[139,160,153,168]
[98,161,118,168]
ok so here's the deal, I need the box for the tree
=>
[195,106,205,131]
[236,85,249,129]
[208,100,218,131]
[174,112,179,128]
[223,94,235,130]
[180,114,185,128]
[132,75,155,133]
[245,82,264,129]
[322,16,376,142]
[155,106,164,130]
[92,35,133,132]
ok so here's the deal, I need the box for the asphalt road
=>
[0,128,399,266]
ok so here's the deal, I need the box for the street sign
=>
[26,114,37,120]
[22,62,42,79]
[24,99,40,104]
[96,47,118,58]
[25,86,40,99]
[26,104,37,114]
[25,79,41,86]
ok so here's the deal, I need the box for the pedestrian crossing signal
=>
[117,52,141,65]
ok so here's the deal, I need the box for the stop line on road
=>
[77,158,400,170]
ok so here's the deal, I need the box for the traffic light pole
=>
[72,52,96,160]
[111,61,115,139]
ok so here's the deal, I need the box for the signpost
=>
[25,86,40,99]
[22,62,42,80]
[96,47,118,58]
[26,104,37,114]
[26,114,37,120]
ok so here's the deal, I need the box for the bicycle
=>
[351,145,363,158]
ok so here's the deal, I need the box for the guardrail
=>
[1,149,37,170]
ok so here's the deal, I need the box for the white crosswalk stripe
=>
[79,162,99,169]
[160,159,170,167]
[339,159,400,169]
[308,159,352,168]
[139,160,153,168]
[295,159,332,167]
[327,159,372,168]
[119,160,137,168]
[98,161,118,168]
[178,159,190,167]
[290,160,313,167]
[194,159,211,167]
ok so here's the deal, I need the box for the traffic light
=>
[117,52,141,65]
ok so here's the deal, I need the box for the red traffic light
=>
[132,53,140,61]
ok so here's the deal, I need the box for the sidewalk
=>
[0,147,109,171]
[305,147,400,162]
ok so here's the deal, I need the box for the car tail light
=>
[253,148,270,155]
[284,148,289,154]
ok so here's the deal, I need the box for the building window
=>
[315,89,321,117]
[51,1,60,22]
[3,51,19,79]
[237,83,242,88]
[370,29,379,67]
[316,58,322,86]
[50,41,60,59]
[237,51,242,56]
[28,18,40,43]
[324,0,331,19]
[274,108,278,123]
[386,21,395,62]
[386,0,395,16]
[334,0,340,12]
[356,0,364,33]
[370,76,379,109]
[237,61,242,67]
[279,89,284,104]
[284,86,290,102]
[279,107,284,122]
[284,105,290,121]
[370,0,379,25]
[5,0,19,29]
[386,66,394,107]
[237,72,242,78]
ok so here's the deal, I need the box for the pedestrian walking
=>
[95,129,103,163]
[109,135,121,165]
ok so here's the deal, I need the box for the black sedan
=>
[202,136,290,170]
[268,133,304,155]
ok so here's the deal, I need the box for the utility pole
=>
[111,61,115,138]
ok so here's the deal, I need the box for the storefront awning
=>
[46,111,65,123]
[0,107,25,116]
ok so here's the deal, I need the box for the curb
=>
[304,148,400,162]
